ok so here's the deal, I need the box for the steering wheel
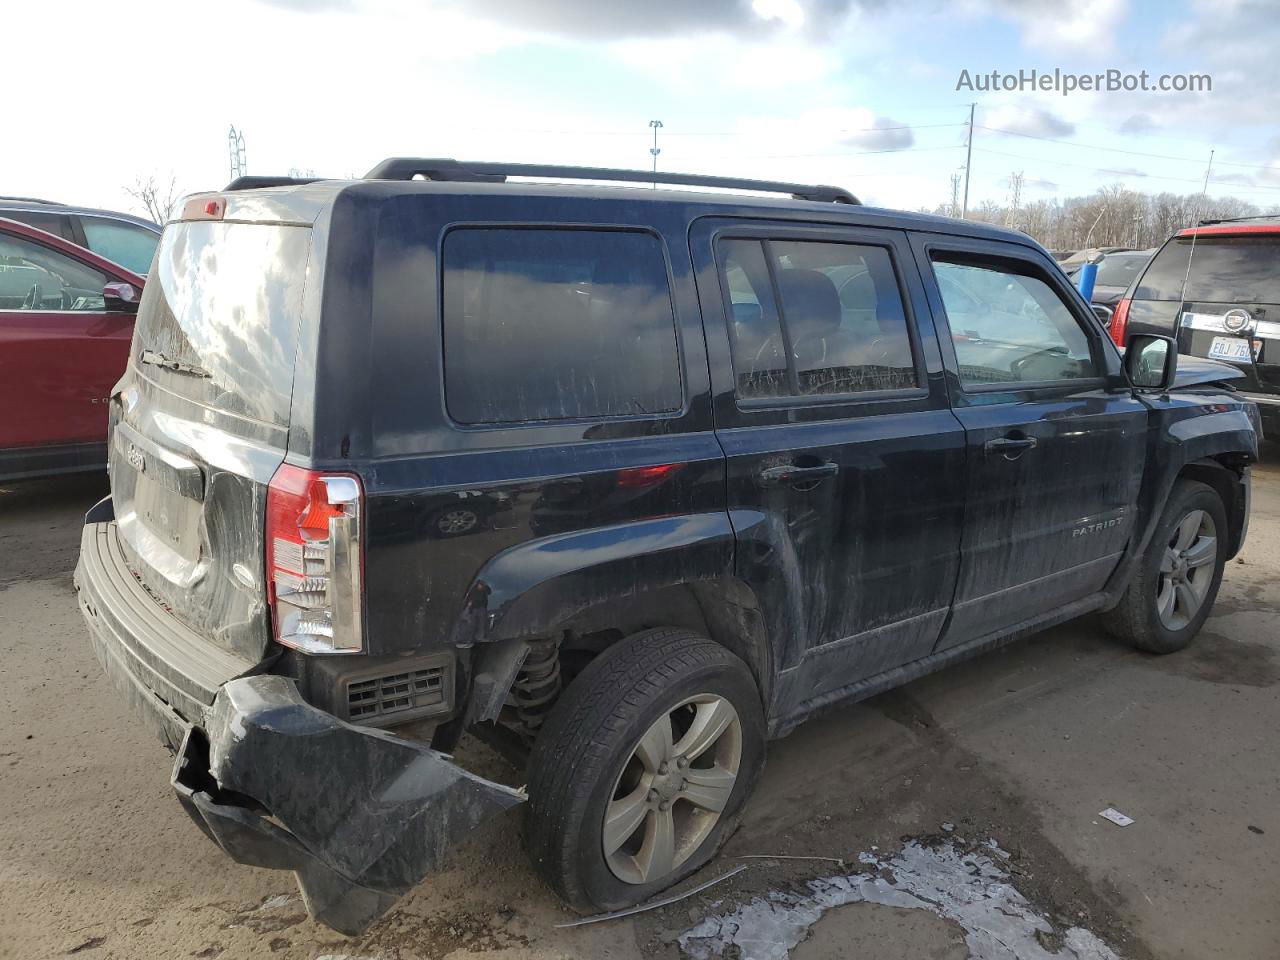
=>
[21,283,43,310]
[1010,346,1071,380]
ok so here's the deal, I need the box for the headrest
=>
[777,268,840,340]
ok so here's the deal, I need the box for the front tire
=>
[1103,479,1227,654]
[523,628,765,914]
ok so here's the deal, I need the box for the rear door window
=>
[441,228,682,424]
[717,238,918,400]
[932,256,1098,386]
[0,210,75,242]
[1135,237,1280,303]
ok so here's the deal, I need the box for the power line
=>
[974,124,1268,169]
[972,145,1280,193]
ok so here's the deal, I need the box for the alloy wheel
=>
[1156,508,1218,631]
[603,695,743,885]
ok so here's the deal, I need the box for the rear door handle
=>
[758,461,840,487]
[984,436,1038,458]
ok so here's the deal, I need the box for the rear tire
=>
[523,628,765,914]
[1102,479,1227,654]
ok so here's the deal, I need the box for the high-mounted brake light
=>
[1110,297,1132,347]
[266,464,364,654]
[181,195,225,220]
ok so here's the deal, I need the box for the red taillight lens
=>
[1110,297,1131,347]
[616,463,684,489]
[181,195,225,220]
[266,463,364,654]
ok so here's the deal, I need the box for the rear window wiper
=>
[140,349,212,379]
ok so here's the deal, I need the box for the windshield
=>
[132,221,312,425]
[1134,236,1280,303]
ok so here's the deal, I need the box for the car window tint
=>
[771,241,917,396]
[442,229,681,424]
[719,238,790,399]
[717,238,917,401]
[1095,253,1149,288]
[0,210,74,241]
[81,218,159,275]
[1134,237,1280,303]
[0,233,106,311]
[933,257,1097,386]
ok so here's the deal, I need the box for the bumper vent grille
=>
[347,666,446,723]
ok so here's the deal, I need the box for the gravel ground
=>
[1,447,1277,960]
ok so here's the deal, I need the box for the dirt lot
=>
[2,448,1278,960]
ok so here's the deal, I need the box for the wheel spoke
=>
[1184,535,1217,569]
[633,715,673,774]
[681,765,735,813]
[674,698,736,761]
[1174,511,1202,552]
[1160,548,1177,574]
[636,806,676,882]
[603,787,650,856]
[1157,578,1176,621]
[1175,581,1199,618]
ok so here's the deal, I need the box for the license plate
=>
[1207,336,1253,362]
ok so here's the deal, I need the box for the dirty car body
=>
[75,163,1259,934]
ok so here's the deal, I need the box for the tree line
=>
[924,185,1280,253]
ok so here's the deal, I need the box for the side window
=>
[717,237,918,400]
[0,233,107,311]
[81,218,159,275]
[0,211,74,241]
[932,256,1098,386]
[442,228,682,424]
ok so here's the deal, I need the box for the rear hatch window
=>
[134,221,312,425]
[1131,235,1280,390]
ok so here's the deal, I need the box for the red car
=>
[0,217,144,481]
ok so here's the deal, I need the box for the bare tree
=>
[124,173,182,224]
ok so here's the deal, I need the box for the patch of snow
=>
[679,841,1119,960]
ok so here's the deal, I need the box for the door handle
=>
[984,435,1038,458]
[758,461,840,487]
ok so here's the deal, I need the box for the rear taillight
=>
[266,464,364,654]
[1110,297,1132,347]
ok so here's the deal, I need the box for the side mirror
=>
[1125,334,1177,391]
[1091,303,1113,328]
[103,281,142,314]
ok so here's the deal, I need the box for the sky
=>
[9,0,1280,218]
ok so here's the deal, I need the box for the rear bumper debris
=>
[76,514,525,936]
[173,675,525,935]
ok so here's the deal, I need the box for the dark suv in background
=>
[1112,216,1279,437]
[74,160,1259,936]
[0,197,160,275]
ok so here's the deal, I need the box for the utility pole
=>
[1200,148,1215,197]
[949,173,961,218]
[961,103,976,219]
[228,125,247,181]
[648,120,663,187]
[1005,171,1024,228]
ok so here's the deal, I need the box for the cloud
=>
[439,0,878,39]
[1119,113,1157,135]
[1214,172,1256,187]
[962,0,1128,54]
[841,116,914,150]
[984,104,1076,138]
[1103,167,1149,178]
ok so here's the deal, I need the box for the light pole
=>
[649,120,663,187]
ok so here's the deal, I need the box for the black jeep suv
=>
[75,159,1260,934]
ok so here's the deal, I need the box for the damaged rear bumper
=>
[75,517,524,935]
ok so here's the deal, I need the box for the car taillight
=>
[266,463,364,654]
[1110,297,1132,347]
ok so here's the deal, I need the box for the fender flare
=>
[449,512,737,648]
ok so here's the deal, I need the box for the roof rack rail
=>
[224,176,322,191]
[0,196,64,205]
[363,157,860,204]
